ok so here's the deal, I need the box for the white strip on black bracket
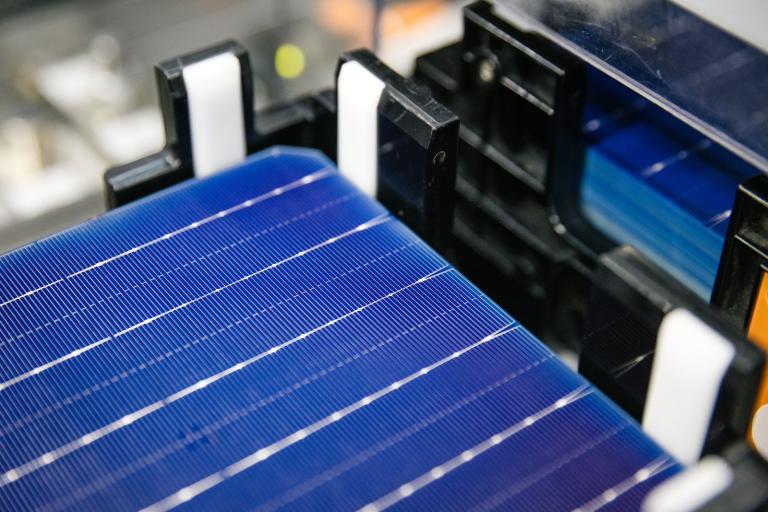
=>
[155,40,254,176]
[105,41,255,207]
[577,246,767,467]
[335,50,459,248]
[642,308,764,465]
[182,53,246,177]
[643,309,736,465]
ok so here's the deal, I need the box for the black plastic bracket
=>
[581,245,765,454]
[104,40,255,208]
[336,50,459,249]
[712,175,768,330]
[104,43,458,253]
[410,0,604,349]
[416,1,610,256]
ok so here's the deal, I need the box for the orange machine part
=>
[746,271,768,453]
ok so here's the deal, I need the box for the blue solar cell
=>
[0,147,677,511]
[581,83,758,299]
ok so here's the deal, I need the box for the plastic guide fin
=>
[104,41,255,207]
[337,60,385,197]
[643,309,735,465]
[182,52,246,177]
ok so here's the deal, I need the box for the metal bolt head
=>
[478,58,496,83]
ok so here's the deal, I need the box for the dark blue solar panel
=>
[0,147,678,511]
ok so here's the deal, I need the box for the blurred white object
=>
[0,117,106,251]
[3,164,91,220]
[752,404,768,460]
[379,1,465,75]
[34,39,163,165]
[642,456,733,512]
[94,107,163,164]
[0,117,43,180]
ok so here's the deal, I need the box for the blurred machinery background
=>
[0,0,465,252]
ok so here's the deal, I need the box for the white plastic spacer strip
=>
[337,60,386,197]
[642,456,733,512]
[643,308,735,466]
[182,52,246,177]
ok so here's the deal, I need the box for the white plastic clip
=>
[643,309,735,465]
[337,60,386,197]
[182,52,246,177]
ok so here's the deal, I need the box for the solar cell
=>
[0,147,678,511]
[580,73,759,299]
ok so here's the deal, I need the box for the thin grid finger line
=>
[571,457,676,512]
[0,214,392,392]
[359,385,594,512]
[1,266,453,487]
[45,295,486,512]
[1,191,359,348]
[0,167,334,309]
[140,323,520,512]
[254,354,556,512]
[1,240,419,438]
[469,423,629,512]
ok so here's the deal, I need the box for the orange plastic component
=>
[746,271,768,454]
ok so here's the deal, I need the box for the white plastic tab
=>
[643,309,735,466]
[337,60,386,197]
[642,456,733,512]
[182,52,246,177]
